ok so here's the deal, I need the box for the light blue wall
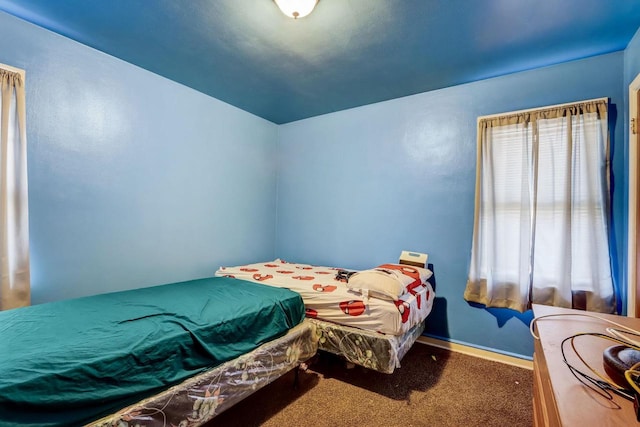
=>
[276,52,625,358]
[623,28,640,315]
[621,25,640,318]
[0,11,279,304]
[1,9,633,358]
[625,28,640,94]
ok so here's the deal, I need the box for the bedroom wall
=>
[275,52,625,358]
[623,28,640,309]
[1,8,632,359]
[625,27,640,95]
[0,11,279,304]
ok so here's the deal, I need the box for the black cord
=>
[560,332,635,403]
[335,269,357,282]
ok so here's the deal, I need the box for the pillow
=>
[347,263,433,301]
[377,263,433,292]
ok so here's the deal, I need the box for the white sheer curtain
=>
[1,68,30,310]
[464,99,615,313]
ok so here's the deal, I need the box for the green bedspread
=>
[0,276,305,426]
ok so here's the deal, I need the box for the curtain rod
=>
[0,62,25,79]
[477,97,609,123]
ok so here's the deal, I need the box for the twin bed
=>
[216,259,435,373]
[0,258,435,426]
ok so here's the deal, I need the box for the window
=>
[464,98,615,313]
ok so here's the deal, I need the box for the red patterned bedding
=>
[215,259,435,336]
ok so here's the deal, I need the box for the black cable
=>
[559,332,636,403]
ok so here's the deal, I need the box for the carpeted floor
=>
[208,343,533,427]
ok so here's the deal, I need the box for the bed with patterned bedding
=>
[215,259,436,373]
[0,276,316,427]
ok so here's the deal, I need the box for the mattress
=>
[0,277,305,427]
[90,320,318,427]
[215,259,435,336]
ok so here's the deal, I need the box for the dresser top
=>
[533,304,640,426]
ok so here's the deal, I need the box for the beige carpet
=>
[209,343,533,427]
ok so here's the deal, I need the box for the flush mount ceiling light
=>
[274,0,319,19]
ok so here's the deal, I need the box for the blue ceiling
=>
[1,0,640,124]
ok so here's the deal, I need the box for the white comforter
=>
[215,259,435,336]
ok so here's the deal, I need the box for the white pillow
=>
[347,264,433,301]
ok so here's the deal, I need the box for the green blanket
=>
[0,276,305,426]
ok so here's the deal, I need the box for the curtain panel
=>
[0,68,30,310]
[465,99,615,313]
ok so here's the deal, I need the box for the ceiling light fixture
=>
[274,0,318,19]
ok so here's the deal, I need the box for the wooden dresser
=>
[533,304,640,426]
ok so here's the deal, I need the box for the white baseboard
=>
[417,336,533,370]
